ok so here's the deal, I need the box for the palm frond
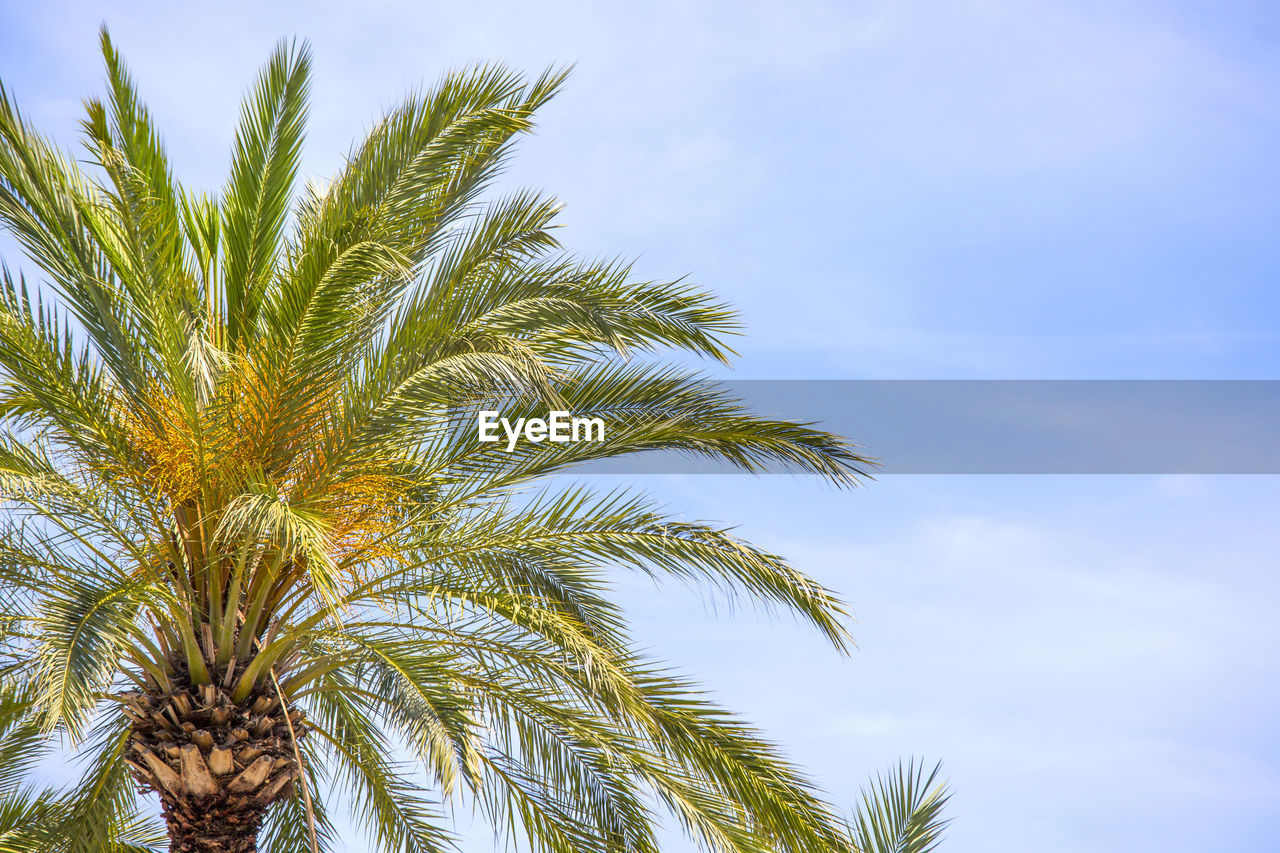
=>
[849,759,952,853]
[306,679,458,853]
[223,37,312,348]
[0,84,152,397]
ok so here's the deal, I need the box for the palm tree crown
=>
[0,28,873,853]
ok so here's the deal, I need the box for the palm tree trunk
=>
[122,683,304,853]
[159,793,269,853]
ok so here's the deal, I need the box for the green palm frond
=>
[223,37,312,348]
[849,759,952,853]
[57,715,167,853]
[0,700,166,853]
[307,681,457,853]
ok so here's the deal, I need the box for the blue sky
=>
[2,1,1279,851]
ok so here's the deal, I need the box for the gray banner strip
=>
[583,380,1280,474]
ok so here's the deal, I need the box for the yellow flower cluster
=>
[122,358,409,568]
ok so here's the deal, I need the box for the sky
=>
[2,1,1279,851]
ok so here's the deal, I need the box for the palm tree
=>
[0,28,876,853]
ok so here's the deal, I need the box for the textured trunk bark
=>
[123,681,306,853]
[160,791,268,853]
